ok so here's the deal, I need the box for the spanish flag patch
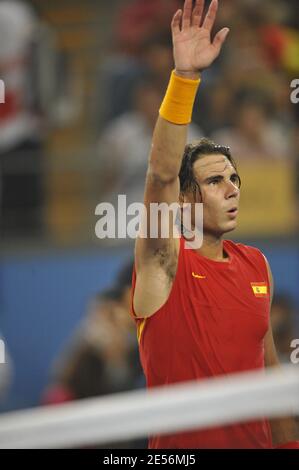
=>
[251,282,268,297]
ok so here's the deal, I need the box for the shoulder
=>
[225,239,264,257]
[225,240,271,268]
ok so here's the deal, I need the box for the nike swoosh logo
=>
[192,272,206,279]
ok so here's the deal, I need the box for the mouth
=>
[227,207,238,218]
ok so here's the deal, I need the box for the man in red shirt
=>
[132,0,299,448]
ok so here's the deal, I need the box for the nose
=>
[225,180,239,199]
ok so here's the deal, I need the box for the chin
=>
[220,221,238,234]
[205,223,237,238]
[225,222,238,233]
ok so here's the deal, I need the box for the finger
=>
[202,0,218,32]
[192,0,205,27]
[212,27,230,52]
[171,9,182,34]
[182,0,193,30]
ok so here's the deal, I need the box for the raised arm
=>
[134,0,229,317]
[136,0,229,260]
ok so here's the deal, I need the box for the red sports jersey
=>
[131,237,273,449]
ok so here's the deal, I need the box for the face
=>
[184,154,240,237]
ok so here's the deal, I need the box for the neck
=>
[195,234,228,262]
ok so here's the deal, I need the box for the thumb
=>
[213,27,230,52]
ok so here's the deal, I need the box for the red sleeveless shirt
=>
[131,237,273,449]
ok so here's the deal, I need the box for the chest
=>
[175,254,270,345]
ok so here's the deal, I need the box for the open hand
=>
[172,0,229,76]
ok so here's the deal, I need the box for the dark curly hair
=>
[179,138,240,197]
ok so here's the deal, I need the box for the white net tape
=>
[0,365,298,448]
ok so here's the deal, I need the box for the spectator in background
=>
[193,80,233,135]
[258,0,299,75]
[211,90,291,161]
[97,0,180,128]
[192,0,297,135]
[115,0,181,56]
[98,75,203,207]
[98,32,175,127]
[42,260,143,404]
[271,294,298,364]
[0,0,44,236]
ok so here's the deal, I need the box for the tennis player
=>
[131,0,299,449]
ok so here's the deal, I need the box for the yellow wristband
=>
[159,70,200,125]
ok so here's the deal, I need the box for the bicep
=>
[135,170,180,264]
[136,117,185,264]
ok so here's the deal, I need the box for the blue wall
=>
[0,242,298,412]
[0,246,132,411]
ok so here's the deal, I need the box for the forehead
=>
[193,154,235,181]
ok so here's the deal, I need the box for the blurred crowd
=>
[0,0,299,238]
[0,0,78,238]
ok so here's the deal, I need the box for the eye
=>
[208,178,221,185]
[230,174,241,188]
